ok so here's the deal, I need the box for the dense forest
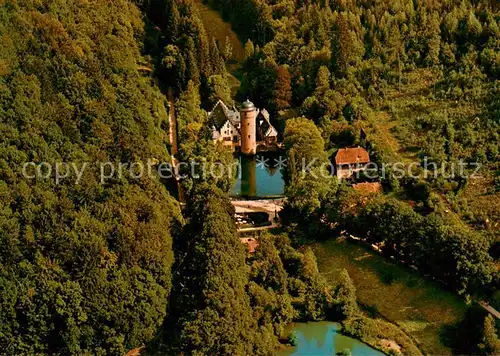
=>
[0,0,499,355]
[208,0,499,292]
[0,0,183,354]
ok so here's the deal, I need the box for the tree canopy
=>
[0,0,181,353]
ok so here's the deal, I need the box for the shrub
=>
[288,332,299,346]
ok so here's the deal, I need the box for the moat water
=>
[280,322,384,356]
[231,154,285,198]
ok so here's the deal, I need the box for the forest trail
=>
[167,88,179,169]
[478,301,500,320]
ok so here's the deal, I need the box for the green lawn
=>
[313,238,467,355]
[192,0,245,64]
[192,1,244,97]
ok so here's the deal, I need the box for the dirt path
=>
[167,87,185,201]
[479,301,500,319]
[167,88,179,168]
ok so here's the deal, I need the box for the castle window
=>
[248,135,250,138]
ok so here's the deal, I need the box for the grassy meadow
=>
[193,0,245,94]
[366,69,499,222]
[313,238,468,355]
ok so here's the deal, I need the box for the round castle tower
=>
[240,99,257,155]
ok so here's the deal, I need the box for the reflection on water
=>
[231,154,285,198]
[280,322,384,356]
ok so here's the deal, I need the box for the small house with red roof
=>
[335,147,371,179]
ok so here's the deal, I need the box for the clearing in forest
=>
[192,0,244,96]
[365,68,499,236]
[314,238,467,356]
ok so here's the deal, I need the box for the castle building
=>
[208,99,278,155]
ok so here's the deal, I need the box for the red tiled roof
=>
[126,347,144,356]
[239,237,259,253]
[335,147,370,165]
[352,182,382,194]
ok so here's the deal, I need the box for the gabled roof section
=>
[265,125,278,137]
[226,110,240,125]
[260,108,270,121]
[256,109,277,138]
[335,147,370,165]
[208,100,240,130]
[209,99,230,115]
[208,103,229,130]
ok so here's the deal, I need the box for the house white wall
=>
[220,120,240,146]
[336,164,367,179]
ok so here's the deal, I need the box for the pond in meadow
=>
[280,322,384,356]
